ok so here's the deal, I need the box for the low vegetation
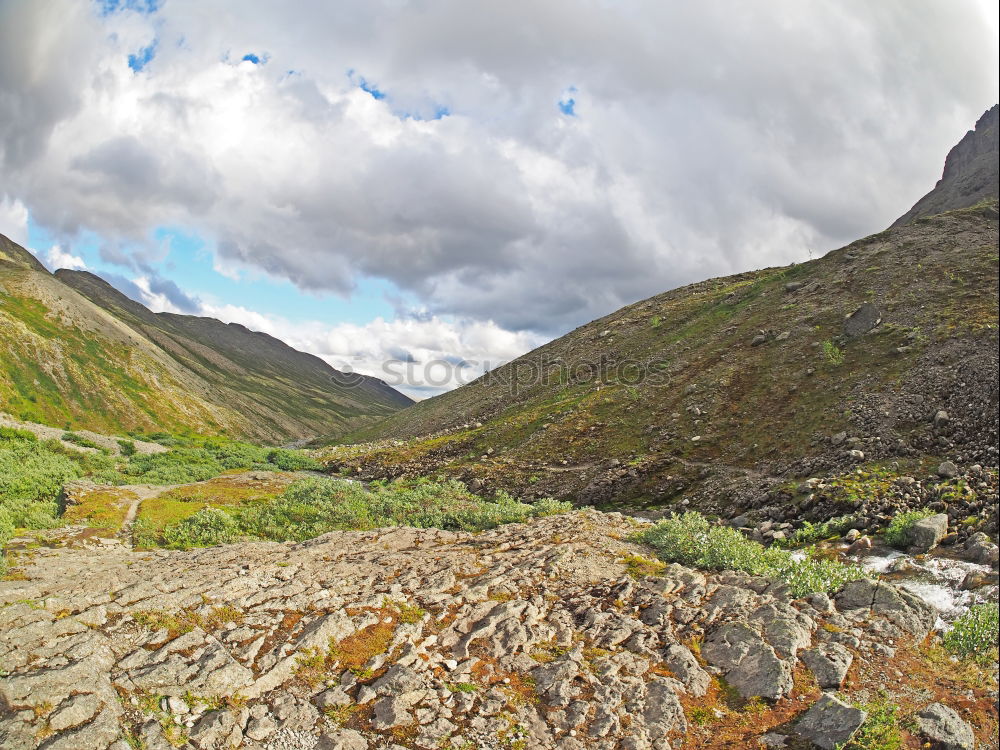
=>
[143,477,572,549]
[0,427,323,565]
[637,511,869,596]
[942,603,1000,664]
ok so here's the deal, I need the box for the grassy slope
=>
[0,234,410,441]
[326,202,999,507]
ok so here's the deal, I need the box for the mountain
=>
[329,109,1000,515]
[0,235,411,441]
[892,104,998,226]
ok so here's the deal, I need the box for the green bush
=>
[117,439,137,456]
[0,426,37,443]
[62,432,100,449]
[844,693,902,750]
[0,437,81,529]
[942,603,999,663]
[776,515,857,548]
[264,448,322,472]
[883,509,936,548]
[637,512,869,596]
[162,507,240,548]
[822,339,845,365]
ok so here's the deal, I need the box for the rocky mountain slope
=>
[0,237,411,441]
[325,114,999,520]
[893,105,999,227]
[2,510,994,750]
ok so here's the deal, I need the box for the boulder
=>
[701,623,793,700]
[795,694,867,750]
[843,302,881,338]
[908,514,949,553]
[800,643,852,689]
[937,460,959,478]
[916,703,975,750]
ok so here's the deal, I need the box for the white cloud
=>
[0,195,29,248]
[198,301,544,399]
[0,0,997,354]
[42,245,87,272]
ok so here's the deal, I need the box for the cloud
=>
[0,195,29,247]
[42,245,88,272]
[196,302,545,398]
[0,0,997,344]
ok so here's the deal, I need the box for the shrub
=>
[776,515,857,548]
[942,603,999,663]
[162,507,240,548]
[264,448,322,471]
[822,339,844,366]
[117,439,137,456]
[883,509,936,548]
[637,512,869,596]
[844,693,902,750]
[0,426,37,443]
[62,432,100,449]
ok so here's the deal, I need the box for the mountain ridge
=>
[0,237,411,441]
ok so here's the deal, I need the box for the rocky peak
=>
[892,104,999,226]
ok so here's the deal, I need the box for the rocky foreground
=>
[1,511,995,750]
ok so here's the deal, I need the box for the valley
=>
[1,107,998,749]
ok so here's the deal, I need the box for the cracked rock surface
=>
[0,511,942,749]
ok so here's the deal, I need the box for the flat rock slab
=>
[796,693,867,750]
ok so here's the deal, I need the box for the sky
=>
[1,0,997,399]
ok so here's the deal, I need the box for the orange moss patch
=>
[62,487,137,531]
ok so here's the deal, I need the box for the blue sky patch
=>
[98,0,160,16]
[242,53,262,64]
[128,40,157,72]
[558,86,578,116]
[27,217,400,328]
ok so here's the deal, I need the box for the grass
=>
[637,511,869,596]
[61,488,136,530]
[843,693,903,750]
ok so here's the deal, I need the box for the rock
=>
[916,702,976,750]
[844,528,861,542]
[847,449,865,461]
[759,733,788,748]
[846,536,872,555]
[372,695,415,729]
[244,713,278,741]
[933,410,950,427]
[937,460,959,478]
[662,644,710,697]
[316,729,370,750]
[702,623,793,700]
[843,302,882,338]
[800,643,852,689]
[47,694,102,732]
[751,334,768,346]
[908,514,949,553]
[795,694,867,750]
[785,281,805,292]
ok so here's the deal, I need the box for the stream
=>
[852,546,998,628]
